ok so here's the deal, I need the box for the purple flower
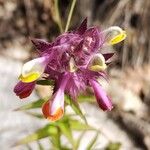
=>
[14,18,126,121]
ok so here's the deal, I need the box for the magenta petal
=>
[90,80,113,111]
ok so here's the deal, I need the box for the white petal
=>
[22,56,48,77]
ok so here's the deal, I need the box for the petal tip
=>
[42,101,64,122]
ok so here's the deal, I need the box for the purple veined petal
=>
[31,38,52,53]
[90,79,113,111]
[76,18,88,35]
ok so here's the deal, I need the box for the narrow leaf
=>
[75,132,85,149]
[57,118,74,146]
[14,99,47,111]
[15,124,57,145]
[65,95,87,124]
[106,142,121,150]
[69,119,94,131]
[37,141,44,150]
[50,128,61,150]
[24,111,43,119]
[86,133,99,150]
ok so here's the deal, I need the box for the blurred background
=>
[0,0,150,150]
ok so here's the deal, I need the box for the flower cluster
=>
[14,18,126,121]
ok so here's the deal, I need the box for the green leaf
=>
[57,118,74,147]
[15,124,57,145]
[37,141,44,150]
[14,99,47,111]
[86,133,99,150]
[69,119,94,131]
[75,132,85,149]
[24,111,43,119]
[50,128,62,150]
[36,80,54,86]
[105,142,121,150]
[60,147,72,150]
[65,95,87,124]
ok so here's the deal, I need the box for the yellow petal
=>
[103,26,126,45]
[109,31,126,45]
[89,64,107,72]
[19,73,41,83]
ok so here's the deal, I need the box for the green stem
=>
[55,0,63,33]
[65,0,77,32]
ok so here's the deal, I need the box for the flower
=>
[14,18,126,121]
[90,79,112,111]
[19,56,50,83]
[42,73,70,121]
[14,81,36,99]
